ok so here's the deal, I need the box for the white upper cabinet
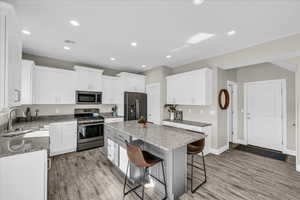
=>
[74,66,103,92]
[21,60,35,105]
[102,75,122,104]
[34,66,75,104]
[0,2,22,110]
[117,72,146,116]
[166,68,212,105]
[117,72,146,93]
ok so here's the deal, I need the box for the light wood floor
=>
[49,148,300,200]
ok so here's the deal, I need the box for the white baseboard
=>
[211,145,229,155]
[297,165,300,172]
[236,139,247,145]
[284,149,296,156]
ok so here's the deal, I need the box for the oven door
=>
[78,122,104,143]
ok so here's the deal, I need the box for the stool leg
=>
[161,161,168,200]
[191,152,207,193]
[123,161,129,197]
[202,151,207,182]
[142,167,147,200]
[191,155,194,191]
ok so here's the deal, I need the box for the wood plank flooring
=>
[49,148,300,200]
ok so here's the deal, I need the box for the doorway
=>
[227,81,238,147]
[244,79,286,151]
[146,83,161,124]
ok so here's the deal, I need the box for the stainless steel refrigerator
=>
[124,92,147,121]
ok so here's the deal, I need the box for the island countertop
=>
[105,121,205,151]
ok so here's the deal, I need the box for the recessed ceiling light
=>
[227,30,236,36]
[166,55,172,59]
[141,65,147,68]
[193,0,205,5]
[187,32,215,44]
[110,57,116,61]
[131,42,138,47]
[21,29,31,35]
[63,46,71,50]
[69,20,80,27]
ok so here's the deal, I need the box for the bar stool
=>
[187,138,207,193]
[123,141,168,200]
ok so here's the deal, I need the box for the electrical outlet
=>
[188,109,192,113]
[55,108,60,114]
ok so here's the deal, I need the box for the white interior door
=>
[245,80,283,151]
[146,83,161,124]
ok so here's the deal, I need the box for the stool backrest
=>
[125,141,148,168]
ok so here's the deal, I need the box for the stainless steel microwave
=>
[76,91,102,104]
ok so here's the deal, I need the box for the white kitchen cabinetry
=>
[21,60,35,104]
[119,145,129,174]
[162,120,212,155]
[102,75,122,104]
[74,66,103,92]
[0,2,22,111]
[49,121,77,156]
[166,68,212,105]
[0,150,48,200]
[34,66,75,104]
[104,117,123,123]
[118,72,146,93]
[117,72,146,116]
[107,138,119,166]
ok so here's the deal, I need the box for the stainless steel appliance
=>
[76,91,102,104]
[124,92,147,121]
[75,108,104,151]
[174,110,183,121]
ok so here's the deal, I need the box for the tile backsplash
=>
[16,104,115,117]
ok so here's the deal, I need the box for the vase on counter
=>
[170,112,175,121]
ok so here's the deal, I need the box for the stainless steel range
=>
[75,108,104,151]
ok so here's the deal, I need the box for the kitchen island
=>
[104,121,205,200]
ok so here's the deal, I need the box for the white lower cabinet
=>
[104,117,124,124]
[162,121,212,155]
[0,150,48,200]
[50,121,77,156]
[119,145,129,174]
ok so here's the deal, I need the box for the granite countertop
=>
[0,114,75,158]
[105,121,205,151]
[0,130,50,158]
[101,112,124,119]
[12,115,77,129]
[163,119,212,127]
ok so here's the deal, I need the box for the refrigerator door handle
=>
[136,99,140,119]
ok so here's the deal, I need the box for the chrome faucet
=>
[7,108,19,131]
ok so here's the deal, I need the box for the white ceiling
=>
[6,0,300,72]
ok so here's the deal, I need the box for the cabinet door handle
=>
[48,158,52,170]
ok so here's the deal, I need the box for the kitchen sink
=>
[1,127,39,137]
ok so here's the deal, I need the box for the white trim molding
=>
[283,149,297,156]
[297,165,300,173]
[210,146,229,155]
[236,139,247,145]
[227,81,238,147]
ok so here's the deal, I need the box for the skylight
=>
[186,32,215,44]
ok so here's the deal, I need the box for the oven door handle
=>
[78,122,104,127]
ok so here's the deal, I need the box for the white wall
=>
[16,104,114,117]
